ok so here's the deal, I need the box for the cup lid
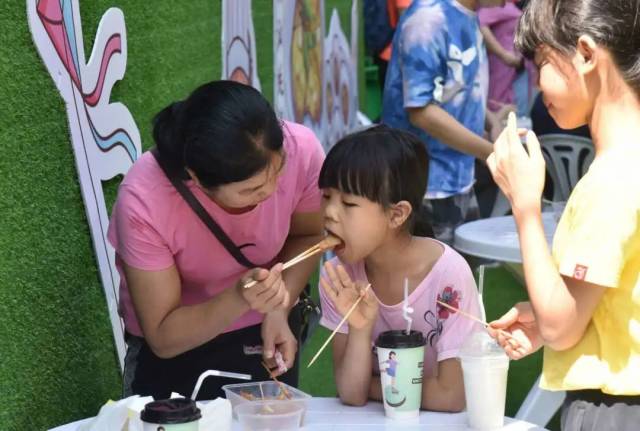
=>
[140,398,201,424]
[375,330,426,349]
[458,328,507,359]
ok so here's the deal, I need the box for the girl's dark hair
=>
[319,125,433,237]
[153,80,284,188]
[516,0,640,96]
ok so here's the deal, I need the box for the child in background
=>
[318,125,480,412]
[487,0,640,429]
[382,0,508,244]
[479,0,537,116]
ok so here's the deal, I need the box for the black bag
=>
[150,148,320,346]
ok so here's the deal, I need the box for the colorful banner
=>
[221,0,262,90]
[27,0,142,369]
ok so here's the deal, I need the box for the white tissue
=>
[78,395,153,431]
[197,398,232,431]
[78,393,231,431]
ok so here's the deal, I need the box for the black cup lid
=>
[140,398,201,424]
[375,330,426,349]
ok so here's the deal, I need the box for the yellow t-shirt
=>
[541,149,640,395]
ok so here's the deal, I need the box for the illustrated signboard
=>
[274,0,359,150]
[222,0,262,90]
[27,0,142,369]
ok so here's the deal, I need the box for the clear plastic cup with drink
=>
[459,328,510,430]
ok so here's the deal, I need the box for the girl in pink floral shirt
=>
[318,125,481,412]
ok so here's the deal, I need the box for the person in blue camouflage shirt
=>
[382,0,507,244]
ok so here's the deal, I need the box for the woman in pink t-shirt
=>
[108,81,325,399]
[318,125,481,412]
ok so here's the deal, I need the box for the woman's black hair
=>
[153,80,284,188]
[318,124,433,237]
[516,0,640,96]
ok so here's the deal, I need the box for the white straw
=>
[478,265,487,323]
[402,277,414,335]
[191,370,252,400]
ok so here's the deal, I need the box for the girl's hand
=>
[237,263,290,314]
[487,112,546,217]
[261,310,297,376]
[321,262,378,331]
[488,302,544,360]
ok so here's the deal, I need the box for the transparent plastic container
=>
[235,401,303,430]
[222,381,310,423]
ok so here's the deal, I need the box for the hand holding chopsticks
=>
[243,235,342,289]
[436,300,521,345]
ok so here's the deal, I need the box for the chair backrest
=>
[538,134,594,201]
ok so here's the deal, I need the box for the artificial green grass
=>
[0,2,362,429]
[300,265,560,430]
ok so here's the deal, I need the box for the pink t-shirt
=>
[319,241,481,379]
[479,3,536,110]
[108,121,325,337]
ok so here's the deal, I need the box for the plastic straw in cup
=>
[478,265,487,323]
[191,370,252,400]
[402,277,414,335]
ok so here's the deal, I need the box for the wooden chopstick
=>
[436,300,519,342]
[307,284,372,368]
[243,243,323,289]
[261,361,292,399]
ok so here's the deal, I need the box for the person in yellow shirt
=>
[486,0,640,429]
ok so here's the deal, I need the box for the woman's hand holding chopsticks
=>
[236,263,290,314]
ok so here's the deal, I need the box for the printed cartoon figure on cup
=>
[381,351,400,394]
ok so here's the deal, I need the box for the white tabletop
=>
[50,397,548,430]
[454,212,557,263]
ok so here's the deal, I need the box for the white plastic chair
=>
[538,134,594,201]
[515,375,566,427]
[489,133,594,217]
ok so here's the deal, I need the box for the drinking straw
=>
[478,265,487,323]
[191,370,252,400]
[402,277,414,335]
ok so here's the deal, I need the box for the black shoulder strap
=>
[150,148,259,269]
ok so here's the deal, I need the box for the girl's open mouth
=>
[325,229,345,252]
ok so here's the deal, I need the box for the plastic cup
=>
[375,330,426,419]
[140,398,201,431]
[459,330,510,430]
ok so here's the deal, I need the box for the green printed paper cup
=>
[375,330,425,419]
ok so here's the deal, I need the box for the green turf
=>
[0,2,362,429]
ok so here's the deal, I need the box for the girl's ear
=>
[574,35,598,76]
[388,201,412,230]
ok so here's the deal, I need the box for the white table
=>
[50,397,548,430]
[454,212,557,264]
[453,212,565,427]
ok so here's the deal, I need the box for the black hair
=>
[318,124,433,237]
[152,80,284,188]
[516,0,640,96]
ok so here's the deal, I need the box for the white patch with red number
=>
[573,264,588,281]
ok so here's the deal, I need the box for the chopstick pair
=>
[243,236,341,289]
[261,361,292,399]
[307,283,372,368]
[436,300,520,343]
